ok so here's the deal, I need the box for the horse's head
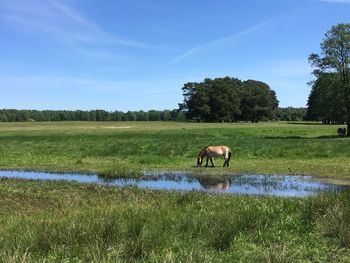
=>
[197,146,208,167]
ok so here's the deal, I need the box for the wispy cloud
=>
[171,19,273,64]
[0,0,149,49]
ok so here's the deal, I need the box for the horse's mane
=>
[198,145,209,157]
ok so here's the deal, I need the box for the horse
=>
[197,146,231,167]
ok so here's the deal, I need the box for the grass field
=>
[0,121,350,178]
[1,179,350,262]
[1,121,350,262]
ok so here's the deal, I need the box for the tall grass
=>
[1,180,350,262]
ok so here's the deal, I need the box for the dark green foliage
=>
[307,73,346,123]
[308,23,350,131]
[0,107,307,123]
[0,109,185,122]
[275,107,307,121]
[240,80,279,122]
[179,76,279,122]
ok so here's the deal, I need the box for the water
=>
[1,170,349,197]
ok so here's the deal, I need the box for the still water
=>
[1,170,349,197]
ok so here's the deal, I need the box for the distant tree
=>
[110,111,123,121]
[240,80,278,122]
[0,111,8,122]
[170,109,185,121]
[275,107,307,121]
[91,110,110,121]
[76,110,89,121]
[15,110,29,121]
[124,111,134,121]
[179,81,211,121]
[309,23,350,133]
[179,77,278,122]
[160,110,171,121]
[307,73,345,123]
[135,110,148,121]
[208,77,241,121]
[148,110,161,121]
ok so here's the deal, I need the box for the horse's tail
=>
[223,148,232,167]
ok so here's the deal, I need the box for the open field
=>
[1,121,350,262]
[0,121,350,178]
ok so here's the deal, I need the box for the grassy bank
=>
[1,179,350,262]
[0,121,349,178]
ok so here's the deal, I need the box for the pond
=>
[1,170,349,197]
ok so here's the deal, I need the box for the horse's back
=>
[206,146,230,158]
[207,146,230,152]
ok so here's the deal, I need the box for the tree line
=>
[275,107,307,122]
[0,109,185,122]
[0,107,307,122]
[179,77,279,122]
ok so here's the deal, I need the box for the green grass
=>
[0,121,349,178]
[1,179,350,262]
[1,121,350,262]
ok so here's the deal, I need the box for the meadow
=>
[0,121,349,177]
[1,121,350,262]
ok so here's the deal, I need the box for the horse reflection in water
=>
[197,176,231,191]
[197,146,231,167]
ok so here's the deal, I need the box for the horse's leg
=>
[210,158,214,167]
[205,157,209,167]
[223,159,227,167]
[225,151,231,167]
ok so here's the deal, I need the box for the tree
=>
[309,23,350,134]
[179,77,278,122]
[240,80,278,122]
[208,77,241,121]
[275,107,307,121]
[148,110,161,121]
[179,81,211,121]
[307,73,345,123]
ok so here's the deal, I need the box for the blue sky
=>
[0,0,349,111]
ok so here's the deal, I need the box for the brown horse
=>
[197,146,231,167]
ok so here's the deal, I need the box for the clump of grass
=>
[313,194,350,248]
[0,248,32,263]
[207,221,237,250]
[244,242,296,263]
[99,163,143,179]
[175,191,201,205]
[120,211,148,260]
